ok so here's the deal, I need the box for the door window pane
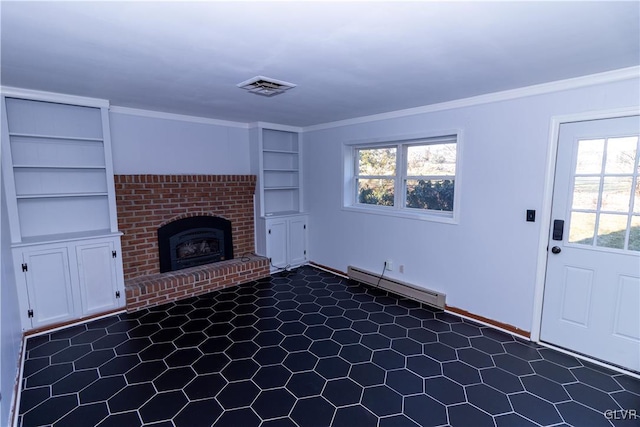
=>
[575,139,604,174]
[357,179,394,206]
[634,178,640,214]
[568,212,596,245]
[596,214,628,250]
[605,136,638,174]
[572,177,600,210]
[629,216,640,251]
[601,177,633,213]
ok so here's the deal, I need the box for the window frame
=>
[343,131,463,224]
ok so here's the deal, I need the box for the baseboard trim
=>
[309,262,348,278]
[24,308,126,337]
[9,335,25,427]
[445,305,531,339]
[309,261,531,339]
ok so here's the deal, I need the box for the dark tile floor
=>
[16,266,640,427]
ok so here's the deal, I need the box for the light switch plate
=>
[526,209,536,222]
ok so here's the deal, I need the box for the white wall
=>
[303,78,640,332]
[1,181,22,426]
[109,111,250,174]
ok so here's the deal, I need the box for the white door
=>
[541,115,640,372]
[76,240,121,316]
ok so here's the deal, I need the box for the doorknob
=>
[551,246,562,254]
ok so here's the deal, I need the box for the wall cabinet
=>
[258,214,308,272]
[13,237,125,329]
[1,90,125,330]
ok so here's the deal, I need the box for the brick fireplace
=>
[114,174,269,311]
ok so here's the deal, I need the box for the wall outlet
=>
[385,260,393,271]
[399,264,404,273]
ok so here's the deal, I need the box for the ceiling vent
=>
[237,76,296,97]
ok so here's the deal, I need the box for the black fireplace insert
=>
[158,216,233,273]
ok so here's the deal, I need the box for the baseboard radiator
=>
[347,266,446,309]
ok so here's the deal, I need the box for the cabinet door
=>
[22,247,75,328]
[76,241,121,316]
[288,217,307,267]
[266,219,288,270]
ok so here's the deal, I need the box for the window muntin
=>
[352,136,458,216]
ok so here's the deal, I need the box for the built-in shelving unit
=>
[250,124,308,271]
[261,129,301,216]
[1,90,125,330]
[3,97,116,241]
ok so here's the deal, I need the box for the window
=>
[348,134,459,220]
[567,135,640,251]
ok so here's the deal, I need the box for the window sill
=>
[342,205,458,224]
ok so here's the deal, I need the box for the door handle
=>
[551,246,562,254]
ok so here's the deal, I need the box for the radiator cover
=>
[347,266,446,309]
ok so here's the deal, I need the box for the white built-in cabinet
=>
[251,125,308,271]
[12,237,124,329]
[258,214,308,271]
[1,90,125,330]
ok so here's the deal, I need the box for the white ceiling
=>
[1,1,639,127]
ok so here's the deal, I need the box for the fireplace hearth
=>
[158,216,233,273]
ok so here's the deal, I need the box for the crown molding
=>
[109,106,249,128]
[303,66,640,132]
[0,86,109,108]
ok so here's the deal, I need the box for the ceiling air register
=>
[237,76,296,97]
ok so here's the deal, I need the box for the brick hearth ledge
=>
[125,255,270,312]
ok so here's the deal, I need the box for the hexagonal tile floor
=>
[16,266,640,426]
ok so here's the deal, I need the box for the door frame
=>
[531,107,640,351]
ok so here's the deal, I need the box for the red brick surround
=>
[114,174,257,279]
[114,174,270,311]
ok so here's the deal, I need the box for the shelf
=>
[16,192,108,199]
[264,211,304,217]
[13,165,106,170]
[264,186,300,191]
[14,229,121,247]
[263,149,298,154]
[264,168,299,172]
[9,132,104,143]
